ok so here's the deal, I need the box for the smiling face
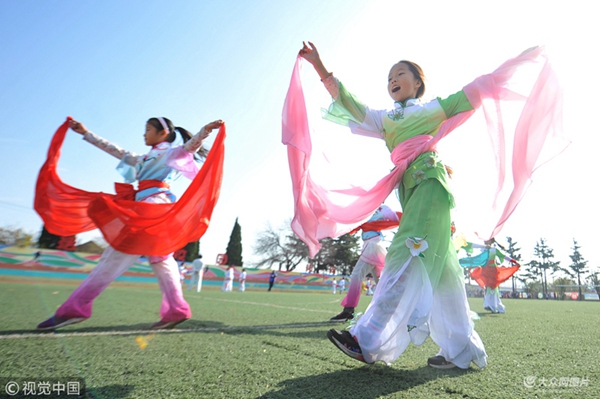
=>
[144,122,169,146]
[387,62,422,103]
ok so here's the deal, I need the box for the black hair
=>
[147,117,208,160]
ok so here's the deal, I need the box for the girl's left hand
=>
[69,119,88,135]
[201,120,223,138]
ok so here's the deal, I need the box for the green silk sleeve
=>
[322,82,367,126]
[438,90,473,118]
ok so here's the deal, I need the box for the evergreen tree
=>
[226,218,243,266]
[564,239,588,301]
[183,241,200,262]
[310,237,336,274]
[522,258,543,295]
[330,233,361,276]
[309,234,360,275]
[505,236,522,293]
[531,238,560,298]
[38,226,59,249]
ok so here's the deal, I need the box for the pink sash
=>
[283,47,568,257]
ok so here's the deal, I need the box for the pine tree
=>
[505,236,522,293]
[183,241,200,262]
[331,233,361,276]
[226,218,243,266]
[38,226,59,249]
[565,239,588,300]
[531,238,560,299]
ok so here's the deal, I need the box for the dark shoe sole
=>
[327,329,368,364]
[427,355,456,369]
[37,317,86,331]
[150,318,188,330]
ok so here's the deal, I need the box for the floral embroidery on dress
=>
[411,169,427,184]
[406,236,428,258]
[387,107,404,121]
[423,154,437,169]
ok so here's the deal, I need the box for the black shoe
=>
[150,318,188,330]
[329,311,354,322]
[427,355,456,369]
[327,329,369,363]
[37,316,86,331]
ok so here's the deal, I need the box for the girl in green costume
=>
[300,41,487,369]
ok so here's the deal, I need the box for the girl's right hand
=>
[69,119,88,135]
[299,41,331,80]
[299,41,321,65]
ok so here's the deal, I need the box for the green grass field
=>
[0,280,598,399]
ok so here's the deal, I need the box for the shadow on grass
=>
[85,384,134,399]
[0,319,334,338]
[476,312,502,318]
[0,320,228,336]
[256,366,473,399]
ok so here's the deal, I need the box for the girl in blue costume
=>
[37,117,223,331]
[300,42,486,369]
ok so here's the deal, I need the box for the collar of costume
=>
[152,141,171,151]
[394,98,420,109]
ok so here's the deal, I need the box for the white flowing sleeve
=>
[183,127,207,153]
[83,131,139,166]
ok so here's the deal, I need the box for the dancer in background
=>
[188,255,205,292]
[222,265,235,292]
[459,240,520,314]
[238,268,247,292]
[330,205,400,322]
[337,277,346,295]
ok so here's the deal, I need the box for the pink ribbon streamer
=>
[283,47,568,257]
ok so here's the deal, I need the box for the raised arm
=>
[183,120,223,153]
[69,119,136,163]
[299,41,332,81]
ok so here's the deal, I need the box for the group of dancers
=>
[34,41,566,371]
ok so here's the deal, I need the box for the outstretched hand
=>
[299,41,331,80]
[201,119,224,139]
[69,119,88,135]
[299,41,321,65]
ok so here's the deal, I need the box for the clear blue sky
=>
[1,0,598,275]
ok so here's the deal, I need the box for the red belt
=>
[114,180,171,201]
